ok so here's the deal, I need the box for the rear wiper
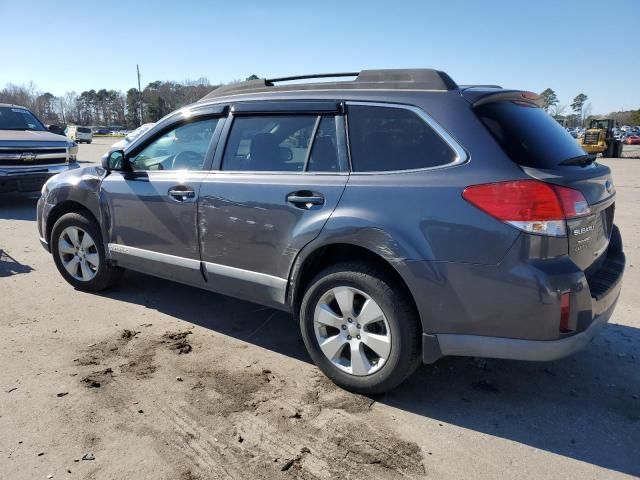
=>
[558,154,597,167]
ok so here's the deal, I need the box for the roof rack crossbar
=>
[266,72,359,84]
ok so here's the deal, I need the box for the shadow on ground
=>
[0,193,38,221]
[0,249,34,277]
[103,271,640,477]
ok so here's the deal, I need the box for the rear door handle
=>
[168,187,195,202]
[287,191,325,209]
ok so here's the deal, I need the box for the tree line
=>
[3,78,637,129]
[539,88,640,127]
[0,76,257,129]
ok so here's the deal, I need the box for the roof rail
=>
[459,84,503,90]
[200,69,458,101]
[266,72,359,83]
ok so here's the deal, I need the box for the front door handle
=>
[287,191,325,209]
[168,187,195,202]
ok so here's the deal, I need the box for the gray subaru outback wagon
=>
[37,69,625,393]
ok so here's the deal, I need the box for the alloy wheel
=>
[58,226,99,281]
[313,286,392,376]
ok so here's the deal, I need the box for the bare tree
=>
[552,104,567,117]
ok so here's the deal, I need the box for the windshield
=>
[0,106,46,131]
[476,101,588,169]
[590,120,610,130]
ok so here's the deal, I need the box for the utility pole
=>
[137,64,143,126]
[59,97,66,125]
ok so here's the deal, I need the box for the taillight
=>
[553,185,591,218]
[462,180,591,237]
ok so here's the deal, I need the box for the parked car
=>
[623,135,640,145]
[0,103,79,193]
[94,128,112,135]
[36,69,625,393]
[110,123,155,150]
[66,125,93,144]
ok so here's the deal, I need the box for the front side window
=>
[222,115,339,172]
[128,118,218,171]
[347,105,456,172]
[307,116,339,172]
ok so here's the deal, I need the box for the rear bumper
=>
[416,225,625,364]
[425,287,619,362]
[581,143,605,154]
[0,164,78,193]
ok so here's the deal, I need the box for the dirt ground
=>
[1,138,639,479]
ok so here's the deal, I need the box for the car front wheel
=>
[299,262,421,394]
[50,211,123,291]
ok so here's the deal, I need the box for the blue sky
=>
[1,0,638,114]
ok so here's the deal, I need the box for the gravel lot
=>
[1,138,639,479]
[621,144,640,159]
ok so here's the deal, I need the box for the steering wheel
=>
[172,150,204,170]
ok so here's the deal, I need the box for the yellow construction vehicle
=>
[579,118,623,157]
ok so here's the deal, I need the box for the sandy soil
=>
[0,140,638,479]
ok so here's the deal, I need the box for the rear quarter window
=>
[476,101,588,169]
[347,105,457,172]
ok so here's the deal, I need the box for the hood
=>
[0,129,73,147]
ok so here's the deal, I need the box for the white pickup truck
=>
[0,104,79,193]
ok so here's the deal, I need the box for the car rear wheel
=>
[51,211,123,291]
[299,262,421,394]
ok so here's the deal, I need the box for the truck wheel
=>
[51,211,123,292]
[299,262,421,394]
[603,144,613,158]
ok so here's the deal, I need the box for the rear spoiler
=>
[463,89,543,108]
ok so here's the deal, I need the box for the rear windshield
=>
[77,127,91,133]
[0,106,46,131]
[476,101,586,169]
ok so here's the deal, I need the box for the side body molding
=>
[106,243,290,309]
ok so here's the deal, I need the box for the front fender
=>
[41,166,106,244]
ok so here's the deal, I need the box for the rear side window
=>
[347,105,456,172]
[222,115,339,172]
[476,101,587,169]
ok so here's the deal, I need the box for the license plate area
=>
[567,203,614,272]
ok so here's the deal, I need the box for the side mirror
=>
[48,124,65,136]
[102,150,128,171]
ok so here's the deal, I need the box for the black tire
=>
[50,211,123,292]
[299,262,421,394]
[87,140,92,144]
[604,143,616,158]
